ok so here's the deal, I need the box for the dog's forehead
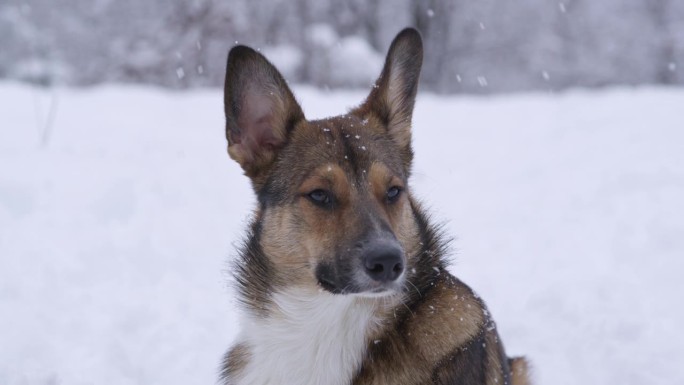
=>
[310,114,380,141]
[287,114,404,178]
[314,114,375,132]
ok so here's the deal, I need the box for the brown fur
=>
[221,28,530,385]
[509,357,531,385]
[221,343,250,380]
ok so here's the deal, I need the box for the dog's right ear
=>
[224,46,305,180]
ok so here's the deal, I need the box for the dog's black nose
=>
[363,242,404,283]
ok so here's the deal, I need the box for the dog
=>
[220,28,529,385]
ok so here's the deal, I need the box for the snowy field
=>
[1,81,683,385]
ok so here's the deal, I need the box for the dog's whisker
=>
[399,299,415,317]
[406,279,422,298]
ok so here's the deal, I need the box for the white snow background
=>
[1,82,683,384]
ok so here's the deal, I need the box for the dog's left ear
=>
[354,28,423,167]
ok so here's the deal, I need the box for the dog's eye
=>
[308,189,332,206]
[386,186,402,202]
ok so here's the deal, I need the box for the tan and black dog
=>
[221,28,529,385]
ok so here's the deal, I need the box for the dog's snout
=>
[363,242,404,283]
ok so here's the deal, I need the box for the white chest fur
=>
[233,288,380,385]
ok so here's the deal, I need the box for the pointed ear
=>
[224,45,305,180]
[355,28,423,164]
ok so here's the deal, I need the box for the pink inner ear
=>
[250,116,282,151]
[236,90,284,158]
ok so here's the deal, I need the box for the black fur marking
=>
[257,168,296,208]
[431,330,488,385]
[315,262,341,294]
[376,105,391,128]
[232,218,278,316]
[340,127,361,173]
[499,345,513,385]
[407,197,450,293]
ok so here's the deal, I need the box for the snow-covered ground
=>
[1,82,683,385]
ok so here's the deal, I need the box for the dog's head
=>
[225,29,423,297]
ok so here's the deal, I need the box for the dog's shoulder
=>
[403,273,487,364]
[355,274,506,384]
[423,275,530,385]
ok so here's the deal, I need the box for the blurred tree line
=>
[1,0,682,93]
